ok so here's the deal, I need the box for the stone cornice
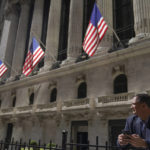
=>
[0,38,150,92]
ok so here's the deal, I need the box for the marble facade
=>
[0,0,150,146]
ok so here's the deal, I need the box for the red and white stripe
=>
[22,46,44,76]
[0,63,7,77]
[83,17,108,57]
[22,51,33,76]
[33,46,44,67]
[97,17,108,41]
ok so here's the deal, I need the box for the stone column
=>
[0,2,20,79]
[28,0,44,50]
[62,0,83,65]
[0,0,6,41]
[44,0,62,70]
[11,0,31,78]
[96,0,113,54]
[129,0,150,43]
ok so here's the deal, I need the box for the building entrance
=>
[71,121,88,150]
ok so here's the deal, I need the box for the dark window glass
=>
[82,0,95,41]
[113,0,135,46]
[24,0,35,63]
[50,88,57,102]
[58,0,70,61]
[78,82,87,99]
[5,123,13,145]
[12,97,16,107]
[71,121,88,150]
[109,120,126,149]
[38,0,51,68]
[114,74,127,94]
[29,93,34,105]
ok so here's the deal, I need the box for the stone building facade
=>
[0,0,150,147]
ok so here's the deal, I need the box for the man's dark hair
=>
[136,93,150,108]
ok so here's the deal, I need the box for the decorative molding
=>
[28,87,34,96]
[112,64,125,79]
[4,1,20,18]
[76,74,86,86]
[11,90,16,98]
[48,81,57,90]
[0,40,150,92]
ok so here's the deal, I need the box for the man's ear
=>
[142,103,148,109]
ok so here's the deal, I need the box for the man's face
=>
[131,96,143,116]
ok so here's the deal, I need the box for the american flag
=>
[22,37,45,76]
[83,3,108,56]
[0,60,8,77]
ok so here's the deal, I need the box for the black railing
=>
[0,131,136,150]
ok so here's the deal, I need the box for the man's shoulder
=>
[126,115,140,123]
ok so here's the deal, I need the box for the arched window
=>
[78,82,87,99]
[50,88,57,102]
[12,97,16,107]
[29,93,34,105]
[114,74,127,94]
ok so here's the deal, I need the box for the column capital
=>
[20,0,32,5]
[4,2,20,19]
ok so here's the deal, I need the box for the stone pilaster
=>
[0,2,20,78]
[11,0,31,78]
[96,0,113,54]
[0,119,6,140]
[11,118,23,141]
[63,0,83,64]
[44,0,62,70]
[28,0,44,50]
[129,0,150,44]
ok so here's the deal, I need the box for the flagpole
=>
[107,24,125,48]
[3,60,19,75]
[31,30,57,62]
[96,2,125,48]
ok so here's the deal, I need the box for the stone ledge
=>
[0,40,150,92]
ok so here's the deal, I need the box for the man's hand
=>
[118,134,129,146]
[127,134,147,148]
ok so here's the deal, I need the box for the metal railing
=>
[0,131,137,150]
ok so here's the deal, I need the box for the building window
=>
[82,0,95,41]
[113,0,135,47]
[114,74,127,94]
[5,123,13,146]
[109,120,126,148]
[71,121,88,150]
[12,97,16,107]
[58,0,70,61]
[38,0,51,68]
[78,82,87,99]
[50,88,57,102]
[29,93,34,105]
